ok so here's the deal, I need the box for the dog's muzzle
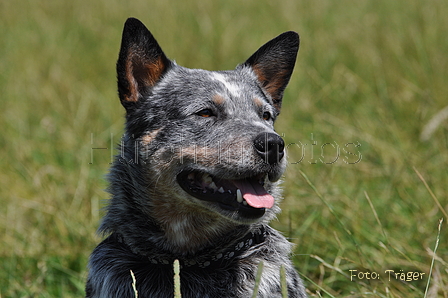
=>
[176,132,285,220]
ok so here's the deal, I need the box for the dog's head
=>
[115,18,299,225]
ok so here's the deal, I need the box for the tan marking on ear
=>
[141,128,162,145]
[253,97,264,107]
[263,69,287,98]
[213,94,226,105]
[123,48,166,102]
[252,65,287,110]
[252,65,266,83]
[124,50,139,102]
[143,57,165,87]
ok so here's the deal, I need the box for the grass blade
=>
[364,191,388,243]
[174,259,181,298]
[280,264,288,298]
[130,270,138,298]
[414,167,448,219]
[296,270,336,298]
[424,219,443,298]
[251,261,264,298]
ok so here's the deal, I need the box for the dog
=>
[86,17,306,298]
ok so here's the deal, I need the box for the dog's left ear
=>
[243,32,299,112]
[117,18,171,110]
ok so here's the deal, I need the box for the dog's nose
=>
[253,132,285,165]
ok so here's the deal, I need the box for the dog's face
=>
[116,18,299,225]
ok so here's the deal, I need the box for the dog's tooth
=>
[203,174,213,184]
[236,189,243,203]
[218,187,225,193]
[209,182,218,191]
[242,200,248,206]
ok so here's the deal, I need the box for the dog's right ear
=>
[117,18,171,110]
[243,32,299,113]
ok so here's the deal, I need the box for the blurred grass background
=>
[1,0,447,297]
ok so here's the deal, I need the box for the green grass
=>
[1,0,447,297]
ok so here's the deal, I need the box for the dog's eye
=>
[197,109,215,118]
[262,111,272,121]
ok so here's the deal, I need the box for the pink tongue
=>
[232,180,275,209]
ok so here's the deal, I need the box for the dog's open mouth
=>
[177,170,274,216]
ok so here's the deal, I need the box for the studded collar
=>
[115,227,267,269]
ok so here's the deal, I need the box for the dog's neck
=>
[115,226,267,269]
[148,193,249,254]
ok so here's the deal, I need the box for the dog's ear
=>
[243,32,299,112]
[117,18,171,109]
